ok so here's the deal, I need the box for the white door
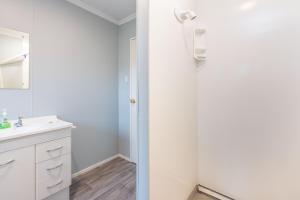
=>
[130,38,138,163]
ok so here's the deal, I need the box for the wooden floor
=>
[70,157,216,200]
[70,157,136,200]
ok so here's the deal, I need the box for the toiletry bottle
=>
[0,111,2,129]
[0,109,11,129]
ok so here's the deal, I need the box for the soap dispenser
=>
[0,109,11,129]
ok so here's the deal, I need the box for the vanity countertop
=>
[0,115,73,142]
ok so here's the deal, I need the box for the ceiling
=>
[66,0,136,25]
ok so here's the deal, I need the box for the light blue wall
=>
[0,0,34,118]
[118,20,136,158]
[0,0,119,173]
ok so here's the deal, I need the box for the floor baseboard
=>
[72,154,120,178]
[197,185,235,200]
[117,154,132,162]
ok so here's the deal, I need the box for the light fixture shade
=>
[174,8,198,23]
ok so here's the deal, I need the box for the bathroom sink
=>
[0,115,73,142]
[0,126,35,137]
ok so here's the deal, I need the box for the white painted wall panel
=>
[196,0,300,199]
[148,0,198,199]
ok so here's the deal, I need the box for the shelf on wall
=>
[194,28,207,61]
[0,53,28,66]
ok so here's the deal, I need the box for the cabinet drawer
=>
[36,137,71,163]
[0,146,35,200]
[37,154,71,183]
[37,176,69,200]
[37,154,71,200]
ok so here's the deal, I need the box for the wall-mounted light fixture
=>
[174,8,198,23]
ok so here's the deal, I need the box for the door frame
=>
[129,37,138,164]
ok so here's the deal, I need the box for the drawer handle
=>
[47,179,63,189]
[47,163,63,171]
[47,146,63,153]
[0,159,15,167]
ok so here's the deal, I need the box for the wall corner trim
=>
[66,0,136,26]
[72,154,132,178]
[117,154,132,162]
[72,154,119,178]
[197,185,235,200]
[65,0,119,25]
[118,13,136,25]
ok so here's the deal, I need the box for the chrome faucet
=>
[14,116,23,127]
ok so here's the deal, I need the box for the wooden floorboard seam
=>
[70,157,136,200]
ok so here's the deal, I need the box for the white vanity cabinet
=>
[36,137,71,200]
[0,116,73,200]
[0,146,35,200]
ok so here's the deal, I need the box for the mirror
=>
[0,28,29,89]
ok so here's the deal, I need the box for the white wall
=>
[148,0,198,199]
[196,0,300,199]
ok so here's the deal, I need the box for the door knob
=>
[130,99,136,104]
